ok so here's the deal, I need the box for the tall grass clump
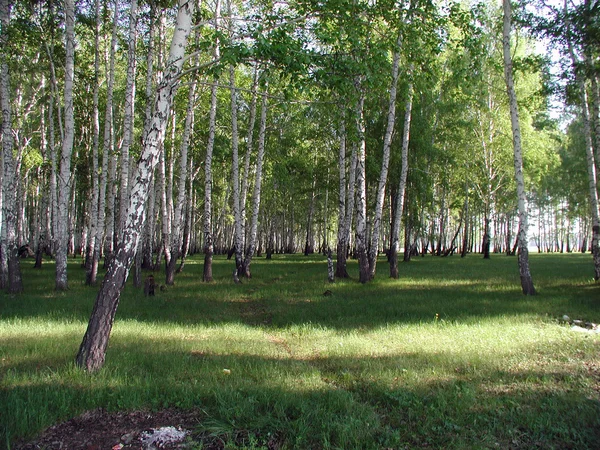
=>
[1,253,599,449]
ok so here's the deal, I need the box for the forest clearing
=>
[1,253,599,449]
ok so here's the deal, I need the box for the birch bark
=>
[354,90,370,283]
[166,47,197,284]
[117,0,138,239]
[88,3,118,285]
[389,79,413,278]
[203,0,220,282]
[76,0,195,372]
[55,0,75,291]
[565,0,600,280]
[502,0,535,294]
[0,0,23,292]
[85,0,101,284]
[241,90,268,278]
[368,33,402,279]
[335,115,349,278]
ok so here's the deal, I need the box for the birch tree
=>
[76,0,195,372]
[389,77,413,278]
[203,0,221,282]
[368,32,402,280]
[564,0,600,280]
[354,89,370,283]
[55,0,75,291]
[502,0,535,294]
[88,3,118,286]
[241,89,268,278]
[0,0,23,293]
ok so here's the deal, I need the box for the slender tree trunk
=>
[368,33,401,280]
[354,90,370,284]
[89,4,118,286]
[85,0,101,285]
[390,79,414,278]
[503,0,535,294]
[76,0,194,372]
[0,0,23,293]
[166,47,196,284]
[231,65,244,275]
[565,0,600,279]
[241,90,268,278]
[335,116,350,278]
[55,0,75,290]
[240,64,259,250]
[117,0,138,240]
[203,0,221,282]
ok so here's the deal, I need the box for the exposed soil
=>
[14,408,282,450]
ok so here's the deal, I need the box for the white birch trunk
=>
[565,0,600,279]
[117,0,138,239]
[335,114,349,278]
[89,4,118,285]
[231,65,244,274]
[390,78,413,278]
[240,65,259,245]
[503,0,535,294]
[354,90,370,283]
[203,0,221,282]
[76,0,195,372]
[55,0,75,290]
[368,34,402,279]
[0,0,23,292]
[242,89,268,277]
[85,0,101,285]
[167,49,197,283]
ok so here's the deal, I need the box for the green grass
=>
[1,253,599,449]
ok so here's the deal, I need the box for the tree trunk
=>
[242,89,268,278]
[0,0,23,293]
[76,0,195,372]
[55,0,75,291]
[354,90,370,283]
[203,0,220,282]
[117,0,138,241]
[85,0,101,285]
[369,33,401,279]
[565,0,600,280]
[389,79,414,278]
[335,115,350,278]
[88,3,118,286]
[503,0,535,294]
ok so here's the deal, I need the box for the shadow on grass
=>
[2,253,599,331]
[2,336,599,449]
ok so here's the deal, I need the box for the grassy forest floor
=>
[1,253,599,449]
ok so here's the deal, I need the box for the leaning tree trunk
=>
[503,0,535,294]
[241,89,268,278]
[0,0,23,293]
[389,78,413,278]
[203,0,220,282]
[55,0,75,291]
[368,32,401,280]
[76,0,195,372]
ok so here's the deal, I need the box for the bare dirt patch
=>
[14,408,283,450]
